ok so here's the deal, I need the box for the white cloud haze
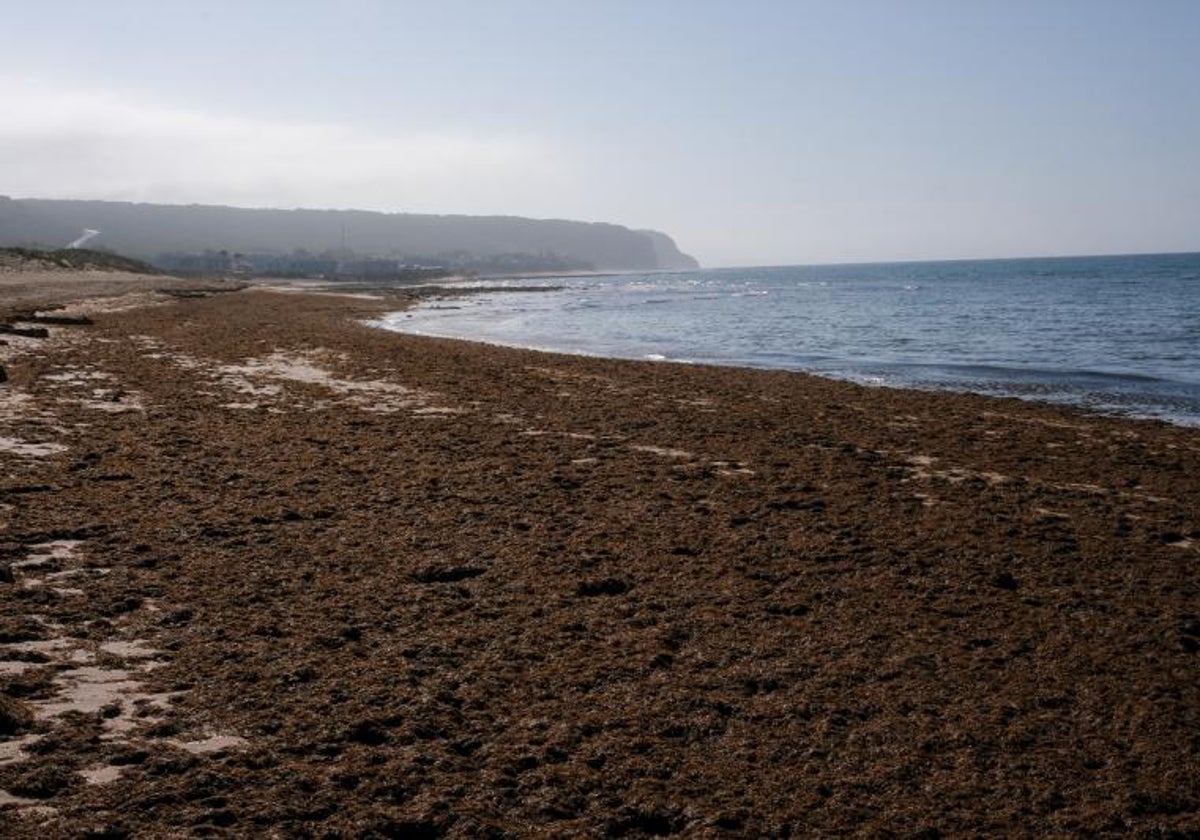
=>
[0,76,568,216]
[1,0,1198,267]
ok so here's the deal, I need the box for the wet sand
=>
[1,281,1198,836]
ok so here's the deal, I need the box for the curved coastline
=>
[376,310,1200,430]
[374,260,1200,428]
[1,281,1198,834]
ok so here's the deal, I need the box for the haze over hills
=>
[0,197,698,275]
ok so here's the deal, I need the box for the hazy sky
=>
[1,1,1197,266]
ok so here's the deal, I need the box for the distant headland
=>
[0,196,699,277]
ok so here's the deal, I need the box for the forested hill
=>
[0,197,699,272]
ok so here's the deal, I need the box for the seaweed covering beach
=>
[1,279,1198,836]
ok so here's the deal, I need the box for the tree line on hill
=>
[0,197,699,277]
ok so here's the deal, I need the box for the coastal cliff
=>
[0,197,698,273]
[636,229,700,270]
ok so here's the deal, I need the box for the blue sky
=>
[1,0,1197,266]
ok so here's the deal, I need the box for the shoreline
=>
[383,318,1200,430]
[1,282,1198,835]
[378,288,1200,431]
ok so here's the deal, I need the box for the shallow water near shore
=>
[378,252,1200,426]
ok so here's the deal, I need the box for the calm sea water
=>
[377,253,1200,426]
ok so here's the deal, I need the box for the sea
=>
[376,252,1200,427]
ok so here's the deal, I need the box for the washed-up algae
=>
[0,286,1197,837]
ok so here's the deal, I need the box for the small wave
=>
[893,361,1172,386]
[842,374,888,387]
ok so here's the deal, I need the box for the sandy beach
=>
[1,276,1198,836]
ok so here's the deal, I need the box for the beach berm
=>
[1,275,1198,836]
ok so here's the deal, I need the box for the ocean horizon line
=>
[702,248,1200,273]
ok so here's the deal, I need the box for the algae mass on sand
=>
[0,268,1198,836]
